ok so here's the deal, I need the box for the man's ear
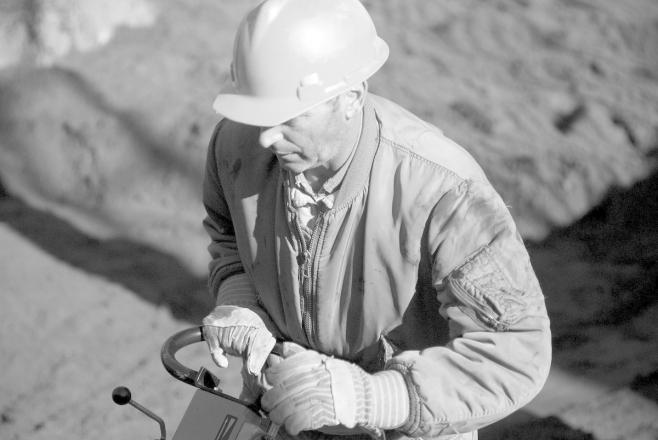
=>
[344,81,368,120]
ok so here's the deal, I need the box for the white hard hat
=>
[213,0,389,126]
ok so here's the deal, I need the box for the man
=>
[201,0,552,439]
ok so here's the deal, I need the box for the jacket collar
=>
[333,95,380,208]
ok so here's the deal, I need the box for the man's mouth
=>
[275,151,297,159]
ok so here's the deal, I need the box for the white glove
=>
[261,350,410,436]
[202,305,276,375]
[239,341,307,403]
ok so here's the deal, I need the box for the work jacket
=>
[202,94,552,440]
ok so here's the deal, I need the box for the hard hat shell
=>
[213,0,389,127]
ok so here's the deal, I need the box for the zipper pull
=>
[298,251,311,280]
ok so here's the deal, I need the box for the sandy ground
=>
[1,166,657,440]
[1,1,657,439]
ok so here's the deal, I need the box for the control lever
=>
[112,386,167,440]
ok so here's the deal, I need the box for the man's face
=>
[258,98,352,175]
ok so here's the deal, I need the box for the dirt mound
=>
[1,0,657,276]
[0,0,156,68]
[366,0,658,238]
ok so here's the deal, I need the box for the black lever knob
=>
[111,385,166,440]
[112,386,132,405]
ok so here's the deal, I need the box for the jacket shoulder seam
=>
[378,134,466,185]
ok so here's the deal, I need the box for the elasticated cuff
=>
[355,368,411,431]
[385,362,424,436]
[216,273,259,306]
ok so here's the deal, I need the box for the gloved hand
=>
[261,350,410,436]
[202,305,276,375]
[239,340,307,403]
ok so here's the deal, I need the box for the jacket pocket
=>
[445,244,538,332]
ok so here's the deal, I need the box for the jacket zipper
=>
[292,213,325,346]
[447,276,506,331]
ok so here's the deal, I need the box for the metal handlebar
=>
[159,326,264,413]
[160,326,205,387]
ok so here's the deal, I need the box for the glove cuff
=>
[357,369,411,430]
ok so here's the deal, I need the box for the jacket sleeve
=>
[387,179,552,438]
[203,121,245,299]
[202,122,281,336]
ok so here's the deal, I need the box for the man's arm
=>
[387,178,552,438]
[203,121,245,298]
[202,122,279,373]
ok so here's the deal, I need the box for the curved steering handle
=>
[160,326,205,386]
[160,326,268,415]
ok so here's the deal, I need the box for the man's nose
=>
[259,126,284,149]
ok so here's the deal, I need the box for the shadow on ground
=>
[532,168,658,373]
[483,169,658,439]
[539,168,657,292]
[481,412,595,440]
[0,180,211,323]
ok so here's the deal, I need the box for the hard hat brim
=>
[213,37,389,127]
[212,88,318,127]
